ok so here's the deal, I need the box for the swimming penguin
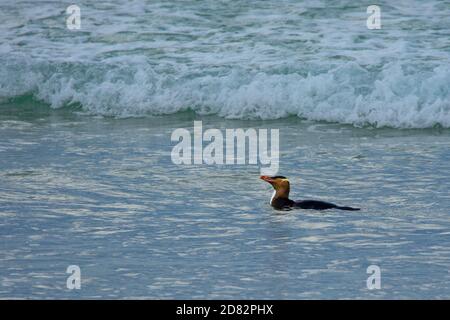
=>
[260,175,360,211]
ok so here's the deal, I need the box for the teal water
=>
[1,0,450,127]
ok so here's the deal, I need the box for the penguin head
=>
[260,175,290,190]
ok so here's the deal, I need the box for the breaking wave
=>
[1,0,450,128]
[1,55,449,128]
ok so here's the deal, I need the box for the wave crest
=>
[1,55,449,128]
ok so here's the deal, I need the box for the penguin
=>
[260,175,360,211]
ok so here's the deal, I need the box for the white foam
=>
[0,0,449,128]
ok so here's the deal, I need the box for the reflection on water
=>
[1,107,450,299]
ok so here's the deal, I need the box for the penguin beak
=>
[260,176,274,183]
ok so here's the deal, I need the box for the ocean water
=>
[1,0,450,299]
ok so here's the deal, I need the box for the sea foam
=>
[1,0,450,128]
[1,55,449,128]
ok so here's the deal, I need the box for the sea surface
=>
[1,0,450,299]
